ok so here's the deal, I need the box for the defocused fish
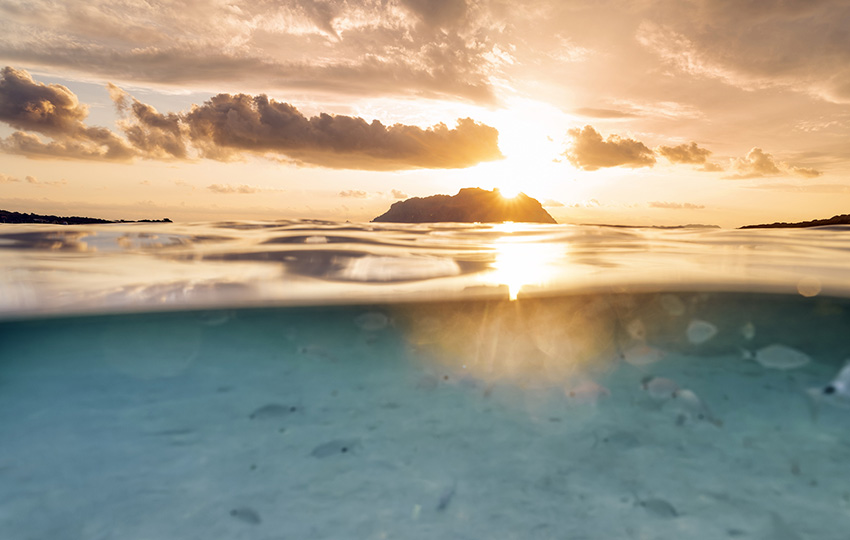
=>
[668,388,722,427]
[626,318,647,341]
[740,321,756,341]
[197,310,233,326]
[640,376,681,402]
[659,294,685,316]
[754,344,811,370]
[686,319,717,345]
[621,343,666,366]
[565,380,611,405]
[636,497,678,518]
[738,347,754,360]
[298,344,337,361]
[810,361,850,408]
[249,403,299,420]
[436,481,457,511]
[310,438,361,458]
[354,311,390,331]
[229,507,261,525]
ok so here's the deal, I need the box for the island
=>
[740,214,850,229]
[578,223,720,229]
[372,188,557,224]
[0,210,172,225]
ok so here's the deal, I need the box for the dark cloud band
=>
[182,93,504,169]
[0,67,503,170]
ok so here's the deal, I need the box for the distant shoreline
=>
[5,207,849,229]
[576,223,720,230]
[0,210,172,225]
[739,214,850,229]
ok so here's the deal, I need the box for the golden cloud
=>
[565,125,655,171]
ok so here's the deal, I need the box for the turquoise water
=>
[2,222,850,539]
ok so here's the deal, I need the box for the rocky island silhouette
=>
[372,187,557,224]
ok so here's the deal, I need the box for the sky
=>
[0,0,848,227]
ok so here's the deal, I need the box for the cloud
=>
[569,198,601,208]
[0,2,498,104]
[564,125,656,171]
[789,166,822,178]
[699,162,724,172]
[109,84,187,159]
[726,147,782,179]
[24,174,66,185]
[339,189,368,198]
[0,66,88,135]
[637,3,850,103]
[0,130,135,161]
[173,179,194,189]
[574,107,638,119]
[543,199,565,207]
[657,142,711,164]
[3,0,849,113]
[649,201,705,210]
[0,67,136,161]
[207,183,260,194]
[183,93,503,169]
[724,147,822,179]
[745,183,850,193]
[0,172,64,185]
[391,189,409,199]
[1,68,501,170]
[400,0,468,29]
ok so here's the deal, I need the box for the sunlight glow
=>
[498,186,521,199]
[452,98,573,200]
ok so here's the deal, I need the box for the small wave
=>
[3,220,850,318]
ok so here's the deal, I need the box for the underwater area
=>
[2,221,850,539]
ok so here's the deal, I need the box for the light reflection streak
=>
[485,230,565,300]
[395,295,620,391]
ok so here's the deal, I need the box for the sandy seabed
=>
[1,293,850,540]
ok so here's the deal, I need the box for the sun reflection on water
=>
[486,230,565,300]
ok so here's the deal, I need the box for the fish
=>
[659,294,685,316]
[753,344,811,370]
[436,481,457,511]
[636,498,678,518]
[565,380,611,405]
[229,507,261,525]
[740,321,756,341]
[597,431,640,450]
[197,310,233,326]
[354,311,390,332]
[809,361,850,409]
[297,345,337,361]
[310,438,361,458]
[640,376,681,402]
[686,319,717,345]
[621,343,666,366]
[626,318,647,341]
[668,388,722,427]
[249,403,299,420]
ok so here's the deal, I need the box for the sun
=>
[497,185,522,199]
[449,97,568,200]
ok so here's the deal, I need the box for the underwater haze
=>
[2,221,850,540]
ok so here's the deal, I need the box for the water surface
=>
[1,221,849,539]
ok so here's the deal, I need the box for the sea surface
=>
[2,220,850,539]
